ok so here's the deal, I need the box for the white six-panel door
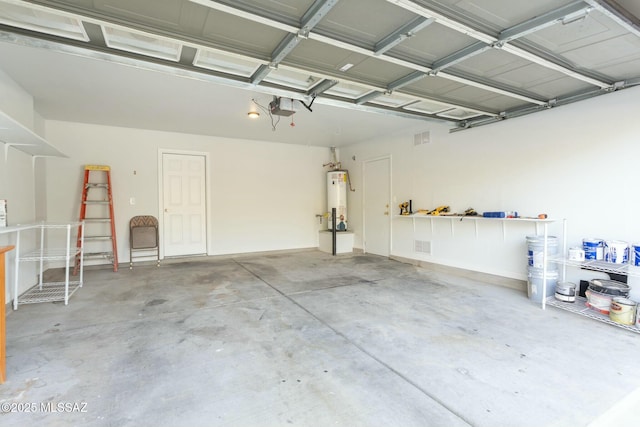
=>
[161,152,207,257]
[363,156,391,256]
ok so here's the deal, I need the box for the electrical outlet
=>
[129,197,136,205]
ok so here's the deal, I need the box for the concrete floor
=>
[1,250,640,427]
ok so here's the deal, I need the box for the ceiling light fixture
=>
[338,63,354,72]
[247,111,260,119]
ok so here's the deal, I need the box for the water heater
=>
[327,170,347,231]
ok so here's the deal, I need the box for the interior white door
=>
[162,153,207,257]
[363,157,391,256]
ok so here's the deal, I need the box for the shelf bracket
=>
[3,143,37,162]
[32,155,46,169]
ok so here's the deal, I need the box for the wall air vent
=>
[414,240,431,254]
[414,131,430,146]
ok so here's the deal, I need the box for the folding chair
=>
[129,215,160,269]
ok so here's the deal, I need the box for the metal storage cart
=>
[7,221,85,309]
[129,215,160,269]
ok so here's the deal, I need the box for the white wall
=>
[0,149,39,303]
[43,121,329,264]
[340,86,640,293]
[0,69,41,302]
[0,68,34,128]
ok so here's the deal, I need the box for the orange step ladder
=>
[75,165,118,273]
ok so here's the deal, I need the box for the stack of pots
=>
[585,279,630,314]
[526,235,558,303]
[584,279,638,326]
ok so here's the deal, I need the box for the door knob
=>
[384,211,389,215]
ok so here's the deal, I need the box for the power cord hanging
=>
[252,98,282,131]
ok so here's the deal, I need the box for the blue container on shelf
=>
[483,211,506,218]
[583,238,604,260]
[633,244,640,267]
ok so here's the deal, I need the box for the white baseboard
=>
[390,254,527,291]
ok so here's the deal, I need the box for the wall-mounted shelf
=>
[0,110,66,158]
[395,214,555,240]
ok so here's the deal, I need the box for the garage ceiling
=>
[0,0,639,136]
